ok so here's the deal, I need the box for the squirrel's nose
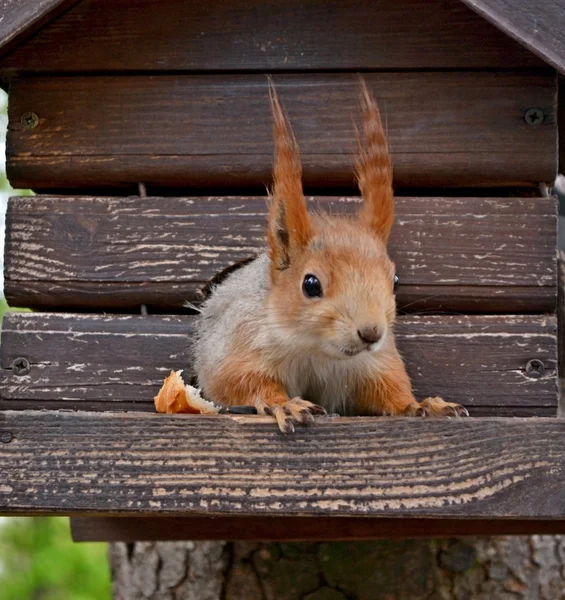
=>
[357,326,383,345]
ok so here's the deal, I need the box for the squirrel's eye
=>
[303,274,323,298]
[393,274,399,293]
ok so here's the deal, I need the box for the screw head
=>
[524,108,545,126]
[21,111,39,129]
[525,359,545,378]
[12,357,31,376]
[0,432,13,444]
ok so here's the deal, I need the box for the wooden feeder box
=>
[0,0,564,542]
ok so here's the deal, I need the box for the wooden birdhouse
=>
[0,0,564,542]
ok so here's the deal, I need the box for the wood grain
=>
[6,72,557,190]
[0,0,78,58]
[70,516,565,542]
[0,313,557,415]
[461,0,565,74]
[560,76,565,177]
[559,251,565,415]
[1,411,564,517]
[0,0,544,72]
[4,195,557,313]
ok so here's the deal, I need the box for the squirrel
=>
[193,79,469,433]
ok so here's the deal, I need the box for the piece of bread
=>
[154,370,220,415]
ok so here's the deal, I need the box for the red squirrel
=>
[194,79,468,433]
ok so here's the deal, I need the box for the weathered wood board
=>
[461,0,565,74]
[4,196,557,313]
[6,72,557,190]
[559,252,565,415]
[0,0,78,58]
[0,313,557,415]
[0,0,545,73]
[70,516,565,542]
[560,76,565,179]
[1,411,564,517]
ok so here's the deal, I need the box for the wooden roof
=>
[0,0,564,73]
[460,0,565,74]
[0,0,77,57]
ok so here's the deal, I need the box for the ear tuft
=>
[267,78,311,272]
[272,200,291,269]
[355,78,394,243]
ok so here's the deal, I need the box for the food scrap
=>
[154,370,220,415]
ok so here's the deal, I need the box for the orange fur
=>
[355,350,416,416]
[266,215,396,358]
[207,349,285,408]
[267,80,312,278]
[355,79,394,243]
[194,78,468,433]
[210,350,326,433]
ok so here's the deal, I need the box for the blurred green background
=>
[0,91,112,599]
[0,518,111,600]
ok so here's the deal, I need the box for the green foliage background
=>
[0,92,112,598]
[0,518,111,600]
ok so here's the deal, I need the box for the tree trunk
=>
[110,536,565,600]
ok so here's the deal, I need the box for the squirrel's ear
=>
[355,79,394,243]
[267,80,311,271]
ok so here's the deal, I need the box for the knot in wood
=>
[0,432,13,444]
[525,359,545,378]
[12,357,31,376]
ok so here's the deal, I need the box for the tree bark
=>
[110,541,228,600]
[110,536,565,600]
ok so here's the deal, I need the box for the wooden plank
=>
[461,0,565,75]
[560,75,565,181]
[0,313,557,415]
[1,411,564,517]
[0,0,78,58]
[4,282,558,316]
[3,195,557,313]
[0,0,544,73]
[559,251,565,415]
[6,72,557,190]
[70,516,565,542]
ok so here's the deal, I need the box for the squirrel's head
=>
[265,78,397,360]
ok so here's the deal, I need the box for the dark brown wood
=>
[5,282,558,316]
[4,195,557,313]
[1,411,564,517]
[461,0,565,74]
[0,312,557,414]
[560,75,565,175]
[0,0,545,73]
[0,0,78,58]
[6,72,557,190]
[70,516,565,542]
[559,251,565,415]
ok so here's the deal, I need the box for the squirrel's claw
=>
[408,396,469,418]
[446,403,470,417]
[274,406,296,433]
[255,396,326,434]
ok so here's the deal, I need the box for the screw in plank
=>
[0,432,13,444]
[21,111,39,129]
[524,108,545,126]
[12,357,31,376]
[525,359,545,378]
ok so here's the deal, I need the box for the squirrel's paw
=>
[255,397,327,434]
[406,396,469,418]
